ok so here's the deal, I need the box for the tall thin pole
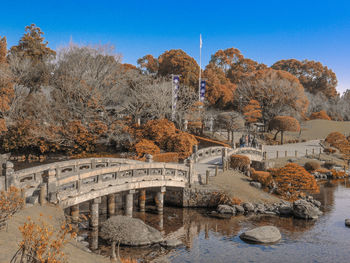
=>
[198,34,202,101]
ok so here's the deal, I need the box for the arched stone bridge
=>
[0,157,198,230]
[190,146,264,163]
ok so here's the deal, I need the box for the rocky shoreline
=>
[211,195,322,220]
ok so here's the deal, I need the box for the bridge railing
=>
[190,146,264,163]
[49,162,190,207]
[1,158,144,196]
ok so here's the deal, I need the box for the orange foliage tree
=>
[134,139,160,157]
[272,59,338,99]
[242,99,262,124]
[309,110,331,120]
[269,116,300,145]
[325,132,350,164]
[157,49,199,90]
[270,163,319,200]
[166,132,198,159]
[12,217,76,263]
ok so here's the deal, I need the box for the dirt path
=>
[0,205,109,263]
[209,170,281,204]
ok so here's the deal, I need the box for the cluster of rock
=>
[312,170,349,180]
[212,195,322,220]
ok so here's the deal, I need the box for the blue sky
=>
[1,0,349,93]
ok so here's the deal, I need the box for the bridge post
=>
[295,150,298,157]
[46,169,58,203]
[71,204,79,224]
[215,165,218,176]
[139,189,146,212]
[193,145,198,154]
[285,151,287,157]
[186,158,195,187]
[276,151,279,159]
[90,197,101,228]
[206,170,210,185]
[39,183,47,205]
[2,161,14,191]
[155,186,166,214]
[145,154,153,163]
[125,190,135,217]
[222,148,228,166]
[107,193,115,216]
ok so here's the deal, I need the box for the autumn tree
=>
[203,63,236,108]
[235,69,309,124]
[137,54,159,75]
[268,116,300,144]
[157,49,200,90]
[0,36,15,132]
[215,111,245,144]
[242,99,262,124]
[272,59,338,99]
[9,24,56,94]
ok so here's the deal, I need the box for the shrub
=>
[309,110,331,120]
[13,216,76,263]
[133,139,160,157]
[324,161,336,169]
[330,169,346,179]
[270,163,319,200]
[304,161,321,172]
[251,169,273,187]
[229,155,250,171]
[0,186,24,223]
[324,147,336,154]
[210,192,242,206]
[166,132,198,159]
[153,152,179,163]
[142,119,176,148]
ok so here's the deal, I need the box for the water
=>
[84,179,350,263]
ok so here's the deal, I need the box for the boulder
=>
[234,205,245,214]
[217,204,236,214]
[208,211,232,219]
[242,202,255,212]
[293,199,322,220]
[250,182,262,189]
[278,205,293,217]
[240,226,281,244]
[254,204,266,214]
[345,219,350,227]
[100,216,163,246]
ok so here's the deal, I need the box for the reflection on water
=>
[84,179,350,263]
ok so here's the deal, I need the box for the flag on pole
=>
[200,34,202,48]
[200,80,206,102]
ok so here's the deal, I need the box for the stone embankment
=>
[212,195,322,220]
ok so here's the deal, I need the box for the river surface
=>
[82,179,350,263]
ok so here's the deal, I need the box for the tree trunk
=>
[281,131,284,145]
[111,240,117,261]
[273,130,280,140]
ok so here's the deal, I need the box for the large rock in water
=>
[100,216,163,246]
[293,199,322,220]
[345,219,350,227]
[240,226,281,244]
[217,204,236,214]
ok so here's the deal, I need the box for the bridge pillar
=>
[107,193,115,216]
[139,189,146,212]
[90,197,101,228]
[39,183,47,205]
[186,158,195,187]
[125,190,135,217]
[71,204,79,224]
[155,186,166,214]
[145,154,153,163]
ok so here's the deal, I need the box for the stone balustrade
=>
[190,146,264,163]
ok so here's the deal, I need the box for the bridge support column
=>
[90,197,101,228]
[125,190,135,217]
[107,194,115,216]
[139,189,146,212]
[71,204,79,224]
[155,186,166,214]
[39,183,47,205]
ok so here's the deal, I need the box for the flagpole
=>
[198,34,202,101]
